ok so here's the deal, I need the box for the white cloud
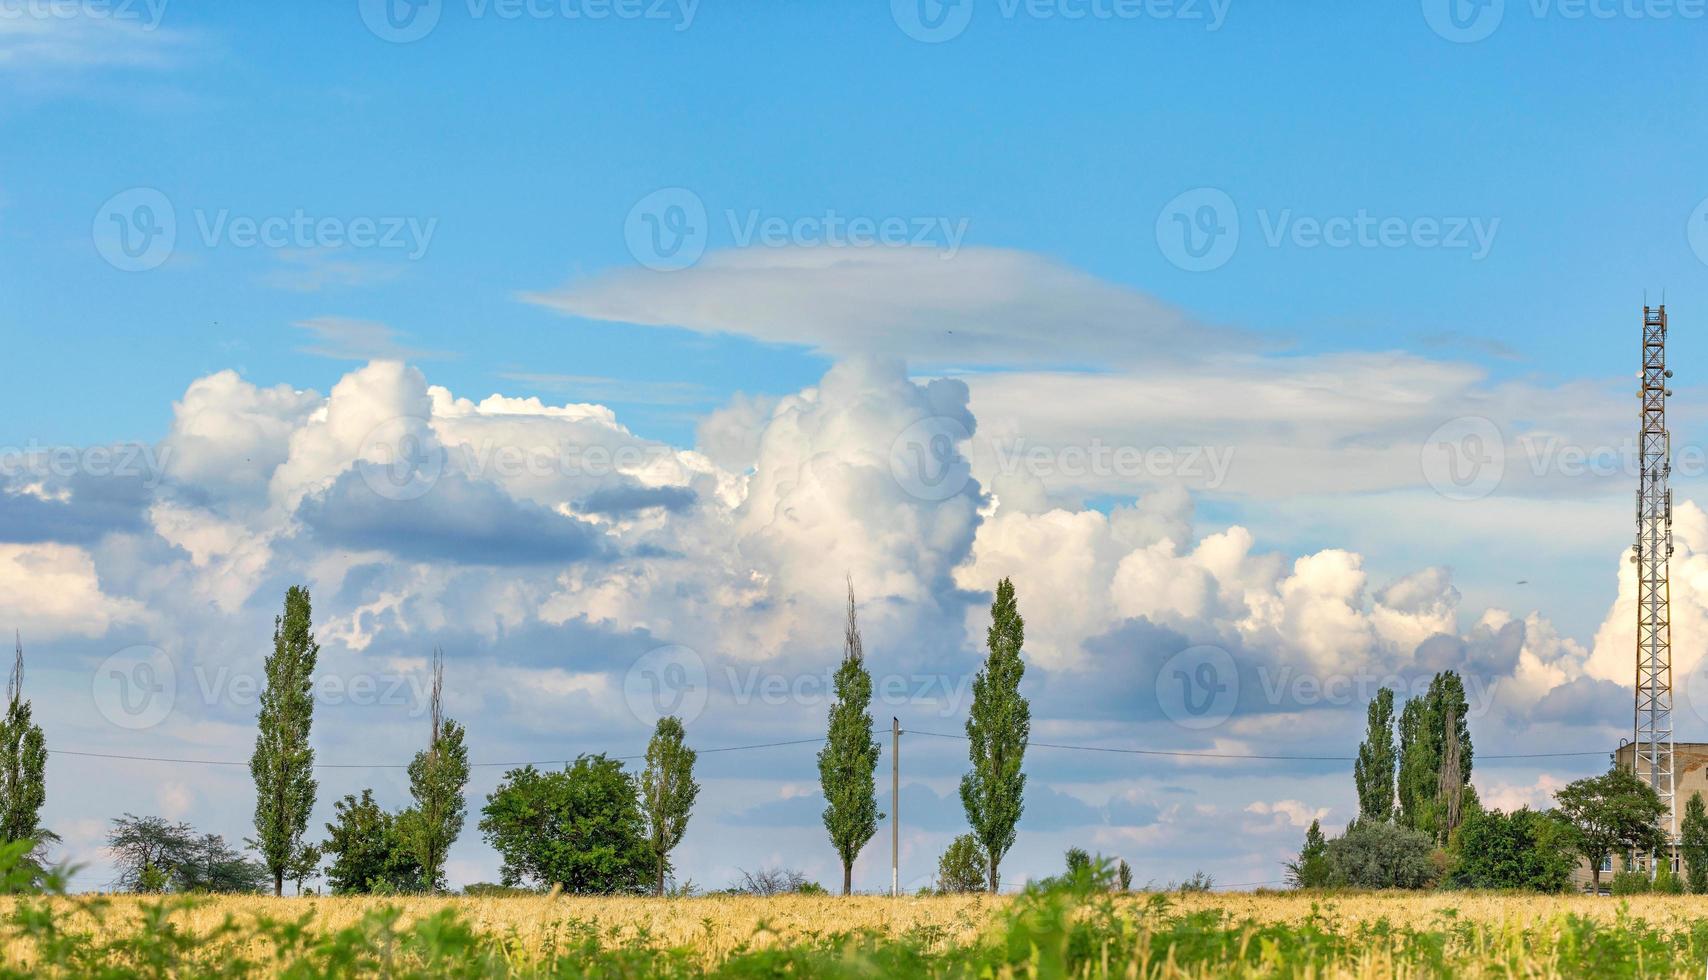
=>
[0,7,181,71]
[293,316,448,362]
[1244,799,1328,830]
[525,246,1254,368]
[0,542,144,639]
[7,352,1648,893]
[1476,774,1569,813]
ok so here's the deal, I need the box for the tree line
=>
[4,577,1038,896]
[1291,677,1692,894]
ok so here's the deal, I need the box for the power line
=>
[905,729,1609,762]
[49,735,832,771]
[49,730,1611,772]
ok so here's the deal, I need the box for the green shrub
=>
[1655,863,1685,895]
[1610,870,1652,895]
[1326,819,1438,889]
[934,834,988,894]
[459,881,539,897]
[1447,807,1575,892]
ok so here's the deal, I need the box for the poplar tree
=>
[1681,792,1708,894]
[817,579,880,895]
[1396,672,1476,843]
[1395,696,1435,832]
[0,634,51,878]
[396,649,469,892]
[1353,687,1396,821]
[639,715,699,896]
[961,578,1029,893]
[250,586,319,896]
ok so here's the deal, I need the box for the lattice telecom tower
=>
[1635,304,1677,840]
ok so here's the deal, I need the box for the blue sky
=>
[10,2,1708,443]
[5,0,1708,892]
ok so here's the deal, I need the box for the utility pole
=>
[891,716,900,898]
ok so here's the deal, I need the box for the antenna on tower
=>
[1634,302,1677,866]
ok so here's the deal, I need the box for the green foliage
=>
[935,834,987,894]
[106,815,267,893]
[459,881,539,896]
[731,867,819,896]
[137,861,169,894]
[639,715,699,897]
[1064,847,1091,878]
[1682,792,1708,893]
[817,581,881,896]
[1116,859,1132,892]
[1554,765,1667,892]
[286,843,321,895]
[1395,696,1435,832]
[1655,861,1685,895]
[16,841,1708,976]
[250,585,319,896]
[181,833,272,893]
[322,790,424,894]
[1324,819,1438,889]
[961,577,1029,893]
[479,754,651,894]
[1610,869,1652,895]
[1354,687,1396,821]
[1286,819,1333,889]
[1447,807,1575,892]
[1395,673,1474,842]
[1173,871,1214,893]
[0,637,51,887]
[396,653,469,895]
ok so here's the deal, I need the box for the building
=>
[1568,742,1708,893]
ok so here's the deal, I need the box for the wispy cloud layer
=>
[525,246,1259,369]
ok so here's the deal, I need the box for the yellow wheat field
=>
[0,891,997,968]
[0,889,1705,971]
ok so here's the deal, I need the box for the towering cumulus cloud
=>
[0,354,1677,891]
